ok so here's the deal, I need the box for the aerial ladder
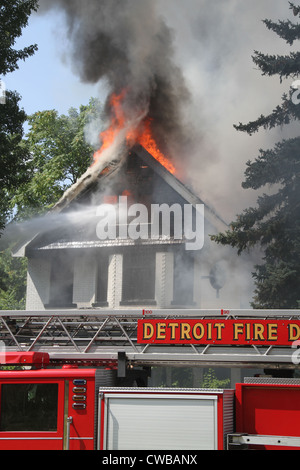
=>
[1,308,300,451]
[1,308,300,373]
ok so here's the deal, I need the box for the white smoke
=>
[156,0,299,220]
[36,0,297,222]
[26,2,296,242]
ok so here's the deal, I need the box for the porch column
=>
[155,252,174,308]
[107,254,123,308]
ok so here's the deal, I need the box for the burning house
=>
[9,1,255,313]
[11,2,254,312]
[13,140,252,312]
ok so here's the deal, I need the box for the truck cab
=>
[0,352,114,450]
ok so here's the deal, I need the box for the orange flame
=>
[93,90,127,163]
[136,119,176,174]
[93,91,176,174]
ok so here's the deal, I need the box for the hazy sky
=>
[3,0,299,221]
[5,9,105,115]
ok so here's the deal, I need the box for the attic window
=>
[121,249,156,306]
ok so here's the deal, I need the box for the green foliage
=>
[0,100,102,310]
[0,0,39,233]
[234,3,300,136]
[0,0,38,75]
[234,89,300,135]
[0,2,102,309]
[152,367,230,389]
[11,99,102,219]
[0,247,27,310]
[249,3,300,81]
[0,91,32,230]
[212,3,300,309]
[200,369,230,389]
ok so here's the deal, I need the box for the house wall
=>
[155,252,174,308]
[26,258,51,310]
[107,254,123,308]
[25,243,252,311]
[73,255,97,308]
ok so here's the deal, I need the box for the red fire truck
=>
[1,351,300,450]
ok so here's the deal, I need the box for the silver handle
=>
[65,416,73,450]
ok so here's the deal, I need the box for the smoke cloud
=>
[157,0,298,218]
[3,1,296,313]
[37,0,192,166]
[36,0,297,220]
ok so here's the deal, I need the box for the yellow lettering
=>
[288,324,300,341]
[207,322,212,340]
[169,322,179,340]
[253,323,264,341]
[181,323,191,340]
[214,323,225,340]
[157,322,166,339]
[245,323,251,341]
[143,322,154,340]
[193,323,205,340]
[233,323,244,340]
[267,323,278,341]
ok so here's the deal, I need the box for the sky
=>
[5,9,106,116]
[3,0,299,222]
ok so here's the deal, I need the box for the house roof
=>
[52,144,228,228]
[11,144,228,257]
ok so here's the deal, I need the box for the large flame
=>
[93,91,176,174]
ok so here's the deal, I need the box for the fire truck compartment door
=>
[101,393,218,450]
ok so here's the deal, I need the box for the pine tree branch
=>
[234,91,300,134]
[252,50,300,81]
[289,2,300,17]
[263,19,300,45]
[213,2,300,308]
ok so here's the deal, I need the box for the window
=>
[0,383,58,432]
[172,253,195,306]
[48,256,75,308]
[121,250,156,305]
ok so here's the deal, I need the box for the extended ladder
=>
[1,309,300,369]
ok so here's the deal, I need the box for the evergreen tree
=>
[0,0,38,75]
[211,2,300,309]
[0,0,38,232]
[0,247,27,310]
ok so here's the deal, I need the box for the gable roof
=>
[11,144,228,257]
[53,144,228,228]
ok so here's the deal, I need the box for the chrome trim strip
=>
[0,437,62,440]
[70,437,93,440]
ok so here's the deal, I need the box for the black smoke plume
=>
[38,0,193,161]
